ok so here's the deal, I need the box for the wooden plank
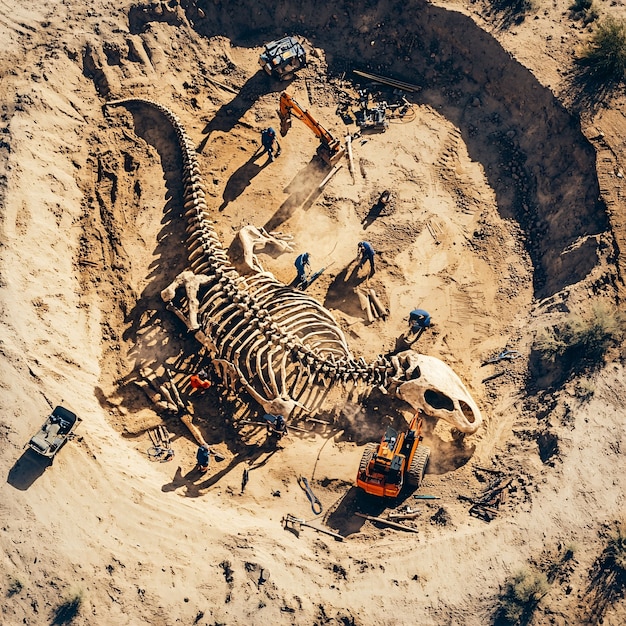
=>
[318,164,343,190]
[355,512,419,533]
[206,75,239,95]
[345,134,355,184]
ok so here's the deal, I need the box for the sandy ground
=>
[1,0,626,624]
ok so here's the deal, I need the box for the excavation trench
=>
[153,0,615,300]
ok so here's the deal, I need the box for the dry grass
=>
[497,568,549,625]
[533,303,626,376]
[579,17,626,81]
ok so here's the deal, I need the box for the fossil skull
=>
[394,351,482,434]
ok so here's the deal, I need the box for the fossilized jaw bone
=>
[238,225,295,273]
[393,351,483,434]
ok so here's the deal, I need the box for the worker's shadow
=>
[324,265,374,316]
[161,444,280,497]
[219,148,271,211]
[361,201,389,230]
[197,70,283,153]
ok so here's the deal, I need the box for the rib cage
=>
[106,98,394,414]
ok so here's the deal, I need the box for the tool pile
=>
[147,425,174,462]
[458,472,512,522]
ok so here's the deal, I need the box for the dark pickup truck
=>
[28,405,81,459]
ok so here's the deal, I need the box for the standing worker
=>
[357,241,376,274]
[264,414,288,440]
[294,252,311,284]
[196,444,210,474]
[261,127,281,162]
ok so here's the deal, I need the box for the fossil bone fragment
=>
[238,224,295,273]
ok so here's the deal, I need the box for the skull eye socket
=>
[424,389,454,412]
[459,400,476,424]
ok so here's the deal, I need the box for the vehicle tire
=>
[358,443,378,476]
[406,445,430,488]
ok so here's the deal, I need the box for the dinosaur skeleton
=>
[106,98,483,434]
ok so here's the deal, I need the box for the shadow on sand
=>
[7,449,51,491]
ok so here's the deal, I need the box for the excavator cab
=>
[356,413,430,498]
[259,37,306,80]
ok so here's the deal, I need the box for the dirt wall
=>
[152,0,616,299]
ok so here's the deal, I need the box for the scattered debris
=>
[459,475,512,522]
[147,426,174,462]
[430,507,452,526]
[282,514,344,541]
[388,507,420,521]
[481,349,522,366]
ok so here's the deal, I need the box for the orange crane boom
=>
[278,91,345,166]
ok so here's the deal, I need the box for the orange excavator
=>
[356,412,431,498]
[278,91,345,166]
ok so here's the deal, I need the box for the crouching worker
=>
[190,368,211,393]
[196,444,211,474]
[264,414,288,440]
[409,308,431,333]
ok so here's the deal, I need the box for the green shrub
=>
[579,17,626,80]
[570,0,598,21]
[534,303,626,373]
[499,568,549,624]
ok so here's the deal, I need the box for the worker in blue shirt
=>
[295,252,311,283]
[196,444,210,474]
[261,127,281,161]
[409,309,431,332]
[357,241,375,274]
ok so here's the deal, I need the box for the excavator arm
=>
[278,91,345,165]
